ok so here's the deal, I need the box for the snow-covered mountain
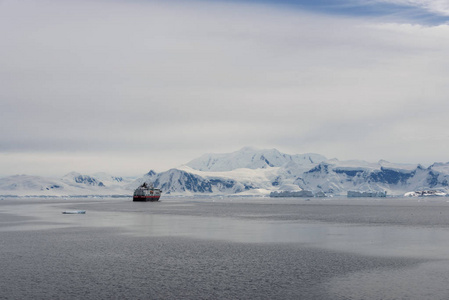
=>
[2,147,449,197]
[149,148,449,196]
[186,147,326,171]
[0,172,135,196]
[298,160,422,195]
[0,175,69,196]
[62,172,106,187]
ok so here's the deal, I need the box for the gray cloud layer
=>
[1,0,449,176]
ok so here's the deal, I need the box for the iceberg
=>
[347,191,387,198]
[404,190,447,197]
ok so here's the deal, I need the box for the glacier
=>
[1,147,449,197]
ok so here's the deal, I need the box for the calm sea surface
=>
[2,196,449,299]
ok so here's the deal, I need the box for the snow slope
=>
[186,147,326,171]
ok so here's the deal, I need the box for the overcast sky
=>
[1,0,449,177]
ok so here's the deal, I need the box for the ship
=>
[133,182,161,202]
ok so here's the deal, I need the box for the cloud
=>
[374,0,449,16]
[1,0,449,175]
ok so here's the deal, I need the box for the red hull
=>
[133,195,161,202]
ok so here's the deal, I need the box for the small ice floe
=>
[62,210,86,214]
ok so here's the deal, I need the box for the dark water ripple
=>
[0,228,422,300]
[2,197,449,299]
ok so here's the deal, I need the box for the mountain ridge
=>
[1,147,449,197]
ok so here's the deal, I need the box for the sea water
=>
[1,197,449,299]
